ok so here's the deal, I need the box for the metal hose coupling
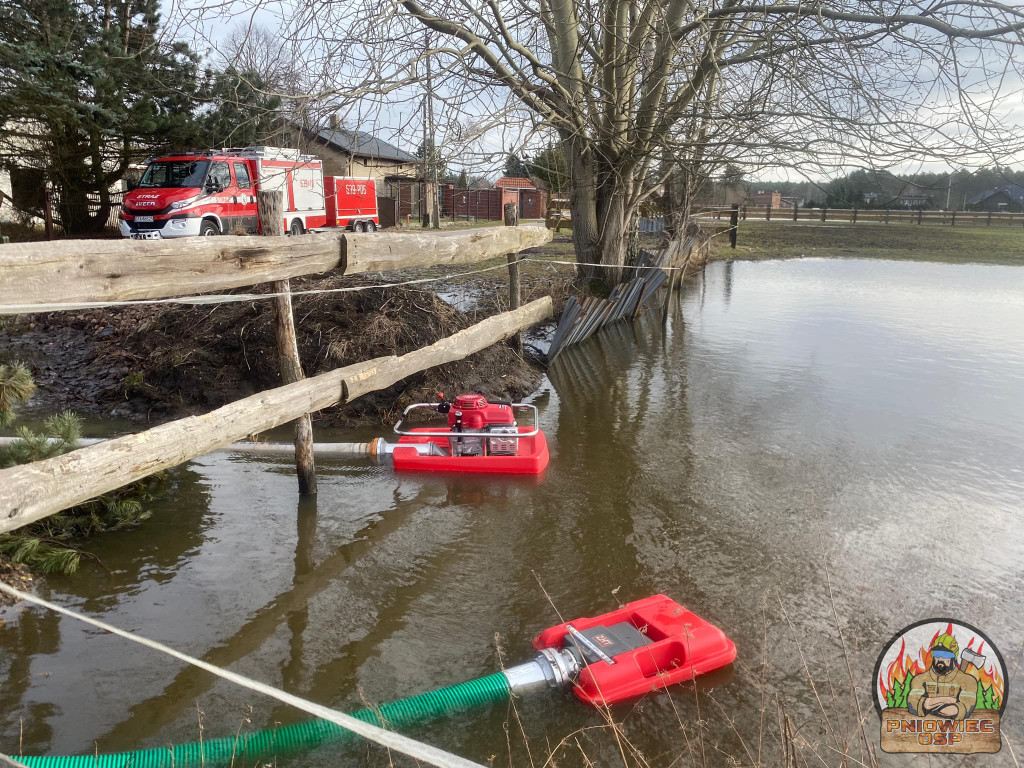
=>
[502,647,581,696]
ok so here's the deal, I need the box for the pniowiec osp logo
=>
[874,619,1007,754]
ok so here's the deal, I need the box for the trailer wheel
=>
[289,219,305,236]
[200,220,220,237]
[353,220,366,233]
[366,221,376,232]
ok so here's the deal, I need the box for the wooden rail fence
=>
[0,226,551,313]
[0,224,552,528]
[697,205,1024,227]
[0,298,551,533]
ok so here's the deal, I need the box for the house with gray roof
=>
[284,118,420,187]
[967,183,1024,212]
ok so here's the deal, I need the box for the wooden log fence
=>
[695,205,1024,227]
[0,297,553,534]
[0,224,552,513]
[0,226,552,313]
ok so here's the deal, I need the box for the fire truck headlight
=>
[170,196,198,210]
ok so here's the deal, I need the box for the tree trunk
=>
[565,136,601,284]
[595,168,629,286]
[563,137,636,288]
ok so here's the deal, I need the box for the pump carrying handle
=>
[392,403,541,439]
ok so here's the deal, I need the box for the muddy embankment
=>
[2,263,576,427]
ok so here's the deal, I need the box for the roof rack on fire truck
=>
[220,146,319,163]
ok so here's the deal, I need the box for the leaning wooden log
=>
[0,226,552,313]
[0,297,553,532]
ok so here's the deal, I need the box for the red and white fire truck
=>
[120,146,379,239]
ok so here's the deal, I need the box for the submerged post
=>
[504,202,523,356]
[258,189,317,496]
[729,204,739,249]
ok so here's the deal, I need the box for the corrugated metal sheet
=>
[546,235,703,361]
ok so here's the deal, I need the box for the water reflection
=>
[2,258,1023,765]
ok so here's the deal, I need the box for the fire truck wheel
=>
[366,221,376,232]
[353,220,366,233]
[289,219,305,236]
[200,220,220,237]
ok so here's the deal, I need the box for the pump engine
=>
[443,393,520,457]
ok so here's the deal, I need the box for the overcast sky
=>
[162,0,1024,183]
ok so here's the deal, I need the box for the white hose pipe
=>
[0,436,443,458]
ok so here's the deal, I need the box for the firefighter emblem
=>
[874,619,1007,754]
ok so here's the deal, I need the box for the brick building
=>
[494,177,547,219]
[748,190,781,207]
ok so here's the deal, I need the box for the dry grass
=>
[709,219,1024,265]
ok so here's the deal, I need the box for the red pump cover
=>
[447,394,515,431]
[533,595,736,706]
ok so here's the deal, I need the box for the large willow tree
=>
[192,0,1024,281]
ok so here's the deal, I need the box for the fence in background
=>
[697,205,1024,227]
[638,216,665,234]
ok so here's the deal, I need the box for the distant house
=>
[748,190,781,207]
[967,183,1024,212]
[285,119,419,195]
[897,193,928,208]
[494,176,547,219]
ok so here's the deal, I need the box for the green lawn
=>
[710,220,1024,266]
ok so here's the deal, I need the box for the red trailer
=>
[325,177,379,232]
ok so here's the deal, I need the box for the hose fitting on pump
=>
[502,647,580,696]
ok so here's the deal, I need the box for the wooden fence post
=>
[987,211,992,226]
[951,209,956,226]
[504,202,523,356]
[852,207,858,224]
[918,209,923,225]
[729,204,739,249]
[821,207,827,223]
[765,205,771,222]
[258,189,317,496]
[884,208,890,224]
[792,204,798,221]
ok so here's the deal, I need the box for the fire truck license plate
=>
[134,216,154,222]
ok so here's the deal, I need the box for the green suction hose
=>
[11,672,511,768]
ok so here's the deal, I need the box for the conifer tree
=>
[0,364,160,574]
[0,0,204,233]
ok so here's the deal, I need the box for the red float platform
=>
[391,427,550,474]
[533,594,736,706]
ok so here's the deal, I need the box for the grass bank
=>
[710,219,1024,265]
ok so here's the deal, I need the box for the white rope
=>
[0,582,487,768]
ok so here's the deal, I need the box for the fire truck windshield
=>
[138,160,210,189]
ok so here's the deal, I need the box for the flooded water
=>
[3,257,1024,766]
